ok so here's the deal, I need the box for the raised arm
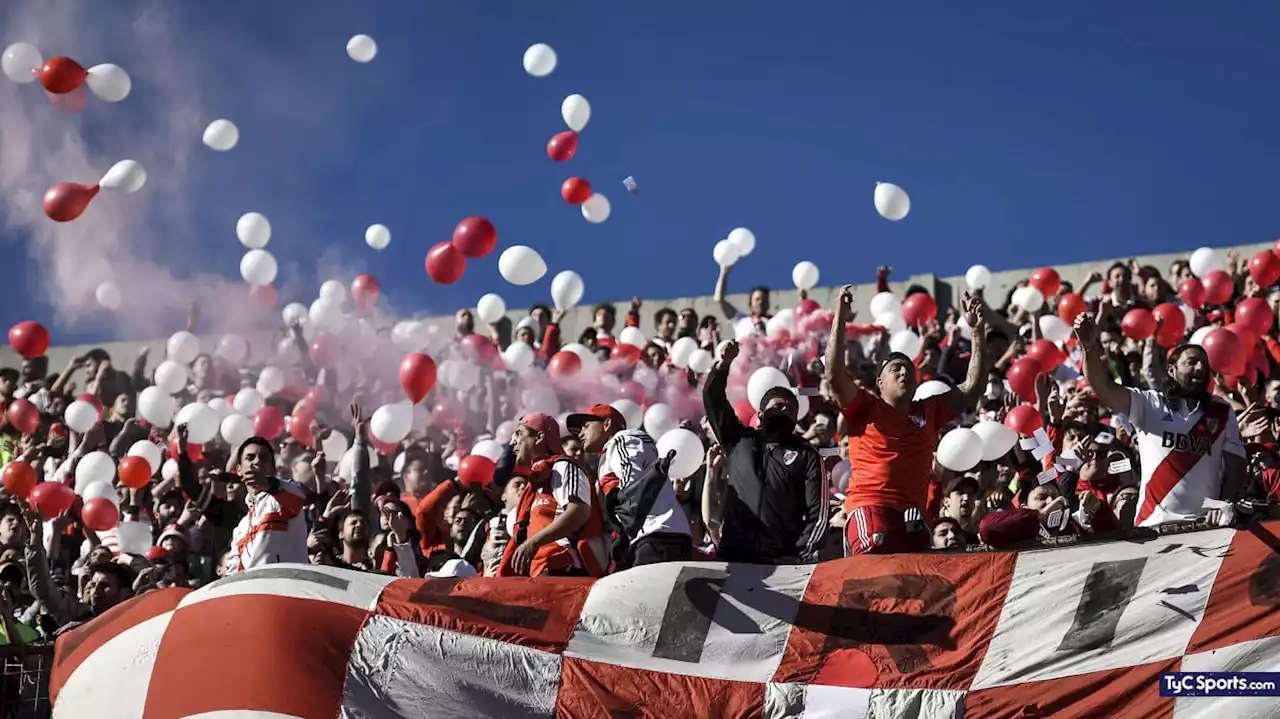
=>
[949,292,989,414]
[1073,307,1132,415]
[702,340,745,449]
[823,285,859,408]
[714,264,740,320]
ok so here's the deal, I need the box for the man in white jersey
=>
[568,404,693,566]
[1075,312,1245,527]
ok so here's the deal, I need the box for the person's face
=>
[1142,277,1161,303]
[677,311,698,336]
[1099,331,1121,355]
[594,308,613,331]
[759,394,799,426]
[0,513,24,549]
[656,313,677,339]
[1169,350,1209,394]
[1267,379,1280,407]
[237,443,272,489]
[576,418,609,454]
[403,458,431,497]
[19,358,43,383]
[838,434,850,460]
[450,509,479,544]
[455,309,475,334]
[531,307,548,328]
[810,415,834,444]
[932,522,964,550]
[191,355,212,382]
[562,436,583,460]
[942,488,977,522]
[84,570,124,613]
[155,498,181,526]
[1108,267,1129,291]
[0,376,14,397]
[750,289,769,316]
[502,475,528,510]
[516,327,535,346]
[112,392,134,418]
[510,424,543,466]
[876,359,916,403]
[1171,262,1192,285]
[83,358,103,380]
[291,454,316,488]
[341,514,368,544]
[643,346,664,368]
[1025,484,1060,512]
[89,546,113,566]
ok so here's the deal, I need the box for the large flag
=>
[50,521,1280,718]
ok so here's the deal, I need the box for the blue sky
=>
[3,1,1280,343]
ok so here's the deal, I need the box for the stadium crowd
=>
[0,246,1278,647]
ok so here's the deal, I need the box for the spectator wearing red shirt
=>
[824,286,989,555]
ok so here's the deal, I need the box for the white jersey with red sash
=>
[1125,388,1244,527]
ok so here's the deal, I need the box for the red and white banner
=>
[51,521,1280,718]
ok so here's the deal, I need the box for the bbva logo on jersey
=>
[1161,431,1213,455]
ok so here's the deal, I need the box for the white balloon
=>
[85,64,131,102]
[713,239,741,267]
[75,452,116,494]
[309,297,342,332]
[498,245,547,286]
[98,160,146,193]
[792,261,820,291]
[551,271,585,310]
[502,342,535,373]
[476,293,506,324]
[391,320,430,351]
[218,413,252,448]
[643,403,678,441]
[137,387,175,427]
[874,312,906,334]
[346,34,377,63]
[874,182,910,221]
[890,330,923,359]
[1,43,41,83]
[913,380,951,401]
[371,403,413,445]
[236,212,271,249]
[167,331,200,364]
[523,43,557,77]
[127,440,163,474]
[233,388,265,416]
[215,334,249,364]
[175,402,220,444]
[153,360,188,395]
[747,367,790,410]
[320,279,347,301]
[966,265,992,291]
[869,292,901,318]
[240,249,278,286]
[82,480,119,506]
[161,459,179,482]
[1189,325,1214,347]
[64,400,99,434]
[1179,303,1195,329]
[472,439,505,462]
[207,397,233,419]
[441,360,481,392]
[669,337,698,369]
[972,420,1018,462]
[338,446,378,481]
[727,227,756,257]
[282,302,309,327]
[619,326,646,349]
[1012,285,1045,312]
[494,420,517,444]
[256,365,285,396]
[562,342,600,373]
[321,430,349,460]
[936,427,984,472]
[734,316,758,340]
[95,281,121,310]
[116,521,153,556]
[767,309,795,337]
[581,193,611,223]
[610,399,643,431]
[1189,247,1225,278]
[202,119,240,151]
[656,428,705,480]
[561,93,591,132]
[365,223,391,250]
[687,348,714,374]
[1038,315,1072,345]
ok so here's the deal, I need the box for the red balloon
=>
[900,293,938,327]
[795,298,821,318]
[1026,340,1065,372]
[1006,357,1043,402]
[81,497,119,532]
[39,57,87,94]
[43,182,99,222]
[289,410,315,447]
[1250,250,1280,288]
[733,400,755,426]
[7,398,39,435]
[300,386,326,412]
[9,321,49,358]
[29,482,75,519]
[1152,303,1187,347]
[1228,322,1260,354]
[1235,297,1273,336]
[561,177,592,205]
[250,283,278,309]
[432,397,466,430]
[617,381,646,405]
[452,217,497,258]
[1179,277,1207,309]
[460,334,496,363]
[1202,328,1245,376]
[425,241,467,284]
[2,461,37,499]
[1029,267,1062,297]
[1120,308,1157,341]
[548,350,583,378]
[1201,270,1235,306]
[308,332,342,369]
[399,353,438,403]
[48,86,87,113]
[547,131,579,162]
[370,435,399,455]
[611,343,641,364]
[167,435,203,462]
[146,546,169,562]
[117,456,152,490]
[351,274,380,314]
[458,454,496,488]
[1057,293,1087,323]
[1004,404,1044,436]
[253,406,285,440]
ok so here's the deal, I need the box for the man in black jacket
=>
[702,339,827,563]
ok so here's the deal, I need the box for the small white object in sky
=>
[523,44,557,77]
[347,35,378,63]
[203,119,240,151]
[622,176,638,195]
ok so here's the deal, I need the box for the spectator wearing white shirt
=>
[568,404,693,566]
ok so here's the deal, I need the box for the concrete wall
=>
[2,241,1269,373]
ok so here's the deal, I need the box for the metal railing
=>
[0,644,53,719]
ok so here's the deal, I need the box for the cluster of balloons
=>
[2,43,132,105]
[425,217,497,285]
[936,420,1018,472]
[237,212,278,287]
[712,227,757,268]
[43,159,147,223]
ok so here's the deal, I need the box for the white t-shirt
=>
[1125,389,1245,527]
[542,459,594,557]
[599,430,691,541]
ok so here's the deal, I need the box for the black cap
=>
[879,352,915,376]
[760,386,799,411]
[943,475,981,496]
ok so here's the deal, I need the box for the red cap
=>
[566,404,626,434]
[518,413,562,454]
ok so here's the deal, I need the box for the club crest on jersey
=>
[910,415,926,428]
[1205,417,1219,434]
[783,449,798,466]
